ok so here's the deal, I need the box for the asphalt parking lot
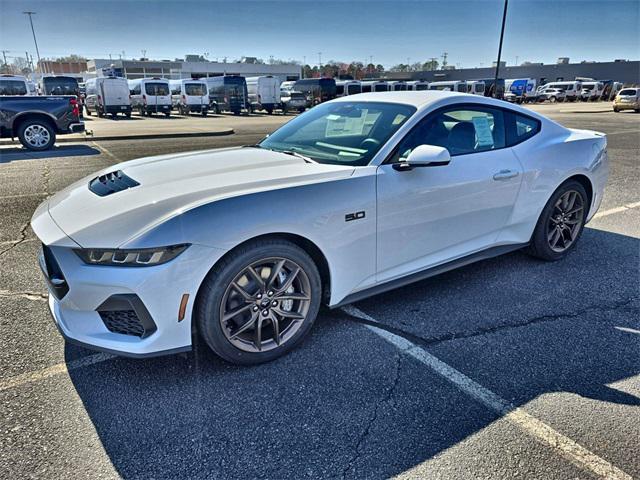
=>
[0,104,638,479]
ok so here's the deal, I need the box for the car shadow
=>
[66,228,639,479]
[0,144,100,164]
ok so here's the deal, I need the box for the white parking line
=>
[614,326,640,335]
[341,305,633,480]
[0,353,115,392]
[593,201,640,219]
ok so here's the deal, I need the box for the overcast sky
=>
[1,0,638,68]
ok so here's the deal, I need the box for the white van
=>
[169,79,209,116]
[387,81,408,91]
[428,81,468,93]
[466,80,486,96]
[128,78,172,116]
[360,81,389,93]
[0,74,29,95]
[580,81,604,101]
[406,80,430,91]
[84,77,132,117]
[336,80,362,97]
[539,81,582,101]
[246,76,281,114]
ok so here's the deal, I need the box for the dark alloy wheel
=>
[526,180,588,261]
[196,239,321,364]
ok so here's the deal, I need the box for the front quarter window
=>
[259,101,416,166]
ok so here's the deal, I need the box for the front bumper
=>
[32,208,227,358]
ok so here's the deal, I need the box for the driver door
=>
[376,105,523,284]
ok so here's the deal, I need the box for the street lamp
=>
[23,11,43,74]
[492,0,509,98]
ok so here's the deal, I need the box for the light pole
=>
[493,0,509,98]
[23,11,43,74]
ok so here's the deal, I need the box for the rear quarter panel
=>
[498,122,607,244]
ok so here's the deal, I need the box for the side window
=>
[393,106,506,161]
[507,113,541,146]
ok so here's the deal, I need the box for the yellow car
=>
[613,88,639,112]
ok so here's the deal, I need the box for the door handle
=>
[493,169,519,181]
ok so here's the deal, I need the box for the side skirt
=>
[331,243,528,308]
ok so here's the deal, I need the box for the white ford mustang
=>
[32,91,608,364]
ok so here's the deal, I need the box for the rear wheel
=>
[85,105,92,116]
[613,107,619,112]
[526,180,588,261]
[196,239,321,365]
[17,119,56,151]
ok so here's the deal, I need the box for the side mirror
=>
[393,144,451,171]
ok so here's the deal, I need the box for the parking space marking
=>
[341,305,633,480]
[91,141,121,163]
[614,326,640,335]
[593,201,640,219]
[0,352,115,393]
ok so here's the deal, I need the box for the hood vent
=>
[89,170,140,197]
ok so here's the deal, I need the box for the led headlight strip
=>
[74,244,189,267]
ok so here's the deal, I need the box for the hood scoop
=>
[89,170,140,197]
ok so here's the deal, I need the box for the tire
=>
[165,111,171,118]
[85,105,92,116]
[97,107,104,118]
[526,180,588,261]
[17,119,56,151]
[202,110,207,117]
[613,107,619,112]
[196,239,322,365]
[139,107,146,116]
[549,96,557,103]
[125,111,132,118]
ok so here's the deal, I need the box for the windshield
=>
[185,83,206,96]
[145,82,169,95]
[259,101,416,166]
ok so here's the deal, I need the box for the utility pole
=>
[1,50,7,66]
[302,55,306,79]
[493,0,509,98]
[23,12,43,74]
[441,52,448,69]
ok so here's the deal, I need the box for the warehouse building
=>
[86,58,301,83]
[379,60,640,85]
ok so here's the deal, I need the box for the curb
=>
[0,128,235,146]
[65,128,235,142]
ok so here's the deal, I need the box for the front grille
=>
[99,310,146,337]
[97,294,157,338]
[88,170,139,197]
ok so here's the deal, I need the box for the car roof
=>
[332,90,510,109]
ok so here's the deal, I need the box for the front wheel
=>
[196,239,321,365]
[526,180,588,261]
[17,120,56,151]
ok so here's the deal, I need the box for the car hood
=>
[46,147,355,248]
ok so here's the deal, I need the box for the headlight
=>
[74,244,189,267]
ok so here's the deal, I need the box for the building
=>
[86,59,301,84]
[375,60,640,85]
[37,59,88,75]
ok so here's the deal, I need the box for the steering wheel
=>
[360,138,381,150]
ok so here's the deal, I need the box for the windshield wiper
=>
[279,149,316,164]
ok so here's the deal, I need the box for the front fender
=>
[124,173,378,305]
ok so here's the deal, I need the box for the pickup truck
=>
[0,95,84,151]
